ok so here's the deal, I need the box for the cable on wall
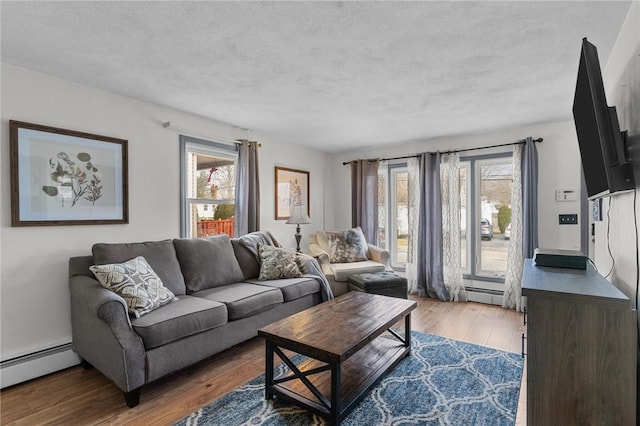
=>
[633,189,639,310]
[604,197,616,279]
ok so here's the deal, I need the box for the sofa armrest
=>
[315,262,350,297]
[308,243,330,265]
[69,274,146,392]
[70,274,130,320]
[368,244,391,269]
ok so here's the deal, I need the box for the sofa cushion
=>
[231,239,260,280]
[173,235,245,293]
[93,240,186,295]
[90,256,178,318]
[131,295,227,349]
[193,283,283,320]
[258,245,303,280]
[326,228,368,263]
[247,277,320,302]
[330,260,386,281]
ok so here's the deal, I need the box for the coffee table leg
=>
[330,362,341,425]
[265,341,274,400]
[405,313,412,353]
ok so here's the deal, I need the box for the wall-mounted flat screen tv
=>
[572,37,635,199]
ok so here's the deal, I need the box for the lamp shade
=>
[286,204,311,225]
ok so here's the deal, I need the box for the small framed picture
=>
[10,120,129,226]
[274,166,309,220]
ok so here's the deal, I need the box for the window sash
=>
[384,163,408,270]
[460,152,512,283]
[180,135,237,238]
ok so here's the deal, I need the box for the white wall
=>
[256,136,335,249]
[0,63,333,380]
[596,2,640,306]
[332,120,585,251]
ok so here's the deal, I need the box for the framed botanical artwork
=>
[274,166,309,220]
[10,120,129,226]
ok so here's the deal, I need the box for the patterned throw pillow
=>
[258,244,303,280]
[90,256,178,318]
[326,229,368,263]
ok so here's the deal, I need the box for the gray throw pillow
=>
[258,244,303,280]
[173,235,245,293]
[326,229,368,263]
[89,256,177,318]
[92,239,186,296]
[231,239,261,280]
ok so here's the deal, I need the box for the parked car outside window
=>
[480,218,493,240]
[504,223,511,240]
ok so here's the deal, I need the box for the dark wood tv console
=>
[522,259,637,425]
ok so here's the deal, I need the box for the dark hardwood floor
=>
[1,296,526,425]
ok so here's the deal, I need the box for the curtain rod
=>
[341,137,543,165]
[436,137,543,155]
[342,154,419,166]
[162,121,262,147]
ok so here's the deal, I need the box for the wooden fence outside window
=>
[197,218,234,237]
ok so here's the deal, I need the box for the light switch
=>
[556,189,578,202]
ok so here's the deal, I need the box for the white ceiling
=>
[1,1,632,153]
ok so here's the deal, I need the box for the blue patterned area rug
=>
[176,331,523,426]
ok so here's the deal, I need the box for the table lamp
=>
[286,204,311,252]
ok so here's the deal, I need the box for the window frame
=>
[386,162,408,271]
[460,151,513,284]
[179,135,238,238]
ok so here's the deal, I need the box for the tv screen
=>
[572,38,635,199]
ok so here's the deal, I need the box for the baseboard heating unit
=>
[0,343,79,388]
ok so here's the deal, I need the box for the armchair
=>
[309,228,390,296]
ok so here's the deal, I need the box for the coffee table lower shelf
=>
[265,333,410,424]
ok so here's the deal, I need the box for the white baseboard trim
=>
[466,289,504,306]
[1,344,80,389]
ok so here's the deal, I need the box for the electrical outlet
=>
[559,214,578,225]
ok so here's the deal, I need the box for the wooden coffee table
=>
[258,292,417,424]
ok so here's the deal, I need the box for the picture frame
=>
[274,166,309,220]
[10,120,129,226]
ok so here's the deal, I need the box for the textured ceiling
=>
[1,1,632,153]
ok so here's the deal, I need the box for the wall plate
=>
[559,214,578,225]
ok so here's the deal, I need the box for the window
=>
[378,163,409,270]
[180,136,237,238]
[460,153,513,283]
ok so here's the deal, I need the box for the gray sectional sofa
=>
[68,233,329,407]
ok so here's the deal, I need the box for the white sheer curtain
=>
[406,157,420,294]
[377,161,388,249]
[440,153,467,302]
[503,145,524,311]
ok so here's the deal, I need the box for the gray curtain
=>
[521,137,539,258]
[351,159,379,243]
[234,140,260,237]
[416,152,450,300]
